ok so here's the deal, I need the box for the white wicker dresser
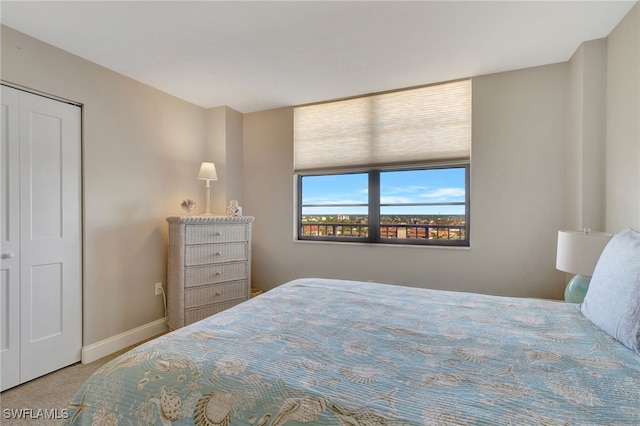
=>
[166,215,254,330]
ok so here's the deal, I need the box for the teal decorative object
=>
[564,274,591,303]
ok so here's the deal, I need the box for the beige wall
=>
[606,3,640,232]
[0,26,221,346]
[244,64,569,299]
[225,107,245,205]
[566,39,607,233]
[565,3,639,234]
[204,106,244,212]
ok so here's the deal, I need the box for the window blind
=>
[294,79,471,172]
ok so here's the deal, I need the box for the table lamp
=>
[556,229,612,303]
[197,162,217,215]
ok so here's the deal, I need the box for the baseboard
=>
[81,318,168,364]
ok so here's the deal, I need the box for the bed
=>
[65,276,640,425]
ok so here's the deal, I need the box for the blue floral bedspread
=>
[66,278,640,425]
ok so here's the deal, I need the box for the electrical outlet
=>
[155,282,163,296]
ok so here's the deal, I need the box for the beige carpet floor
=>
[0,346,132,425]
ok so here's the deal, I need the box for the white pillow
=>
[580,227,640,353]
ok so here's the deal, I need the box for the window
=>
[299,172,370,241]
[298,166,469,246]
[294,79,471,246]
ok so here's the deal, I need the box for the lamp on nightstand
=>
[197,162,218,215]
[556,229,612,303]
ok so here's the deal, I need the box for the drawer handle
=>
[215,271,222,276]
[214,232,221,236]
[215,252,221,256]
[215,291,222,297]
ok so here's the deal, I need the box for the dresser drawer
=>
[185,242,248,266]
[185,224,249,244]
[185,280,248,308]
[185,299,246,324]
[185,262,248,287]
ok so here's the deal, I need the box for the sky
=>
[301,168,466,216]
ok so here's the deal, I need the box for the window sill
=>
[292,239,471,250]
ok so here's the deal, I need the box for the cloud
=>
[302,195,367,205]
[420,188,465,199]
[383,184,428,195]
[380,196,415,204]
[381,187,465,204]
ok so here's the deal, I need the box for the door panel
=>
[0,86,21,391]
[29,111,64,240]
[30,263,63,341]
[1,271,10,348]
[19,90,82,384]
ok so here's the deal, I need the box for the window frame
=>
[297,164,470,247]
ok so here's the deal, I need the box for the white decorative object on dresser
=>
[166,215,254,329]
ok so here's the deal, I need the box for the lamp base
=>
[203,182,212,215]
[564,274,591,303]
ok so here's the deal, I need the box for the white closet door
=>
[1,86,22,390]
[19,89,82,383]
[0,85,82,390]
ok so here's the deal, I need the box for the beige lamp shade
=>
[556,230,612,277]
[197,162,218,181]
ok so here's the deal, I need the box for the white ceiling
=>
[1,1,637,113]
